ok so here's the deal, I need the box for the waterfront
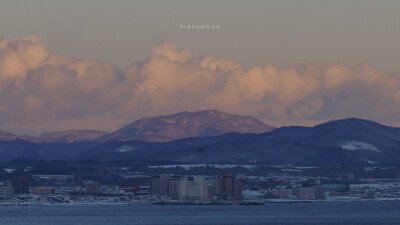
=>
[1,201,400,225]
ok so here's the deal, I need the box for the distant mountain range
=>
[0,129,107,143]
[77,118,400,166]
[0,110,274,143]
[38,130,107,143]
[0,111,399,167]
[0,130,20,141]
[98,110,275,142]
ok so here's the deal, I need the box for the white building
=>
[0,183,14,198]
[178,176,211,201]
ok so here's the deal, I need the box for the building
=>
[135,185,151,196]
[0,182,14,198]
[85,181,100,194]
[292,185,323,200]
[151,173,170,196]
[101,185,120,194]
[32,187,55,195]
[234,179,243,200]
[178,176,211,201]
[322,183,350,192]
[32,175,74,181]
[168,176,182,200]
[151,174,185,199]
[11,177,29,194]
[215,175,243,200]
[119,187,135,194]
[272,187,293,198]
[207,183,216,200]
[216,175,234,198]
[151,174,242,201]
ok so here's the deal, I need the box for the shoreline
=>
[1,198,400,207]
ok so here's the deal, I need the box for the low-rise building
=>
[322,183,350,192]
[272,187,293,198]
[32,186,55,195]
[0,182,14,198]
[292,185,323,200]
[85,181,100,194]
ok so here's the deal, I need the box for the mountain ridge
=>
[0,129,107,143]
[97,110,275,142]
[79,117,400,166]
[1,115,400,167]
[0,110,275,143]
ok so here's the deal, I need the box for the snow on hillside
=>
[341,141,381,152]
[115,145,134,152]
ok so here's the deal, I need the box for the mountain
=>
[0,130,39,142]
[81,118,400,166]
[0,129,106,143]
[0,139,99,161]
[38,130,107,142]
[1,117,400,167]
[97,110,275,142]
[0,110,273,143]
[0,130,20,141]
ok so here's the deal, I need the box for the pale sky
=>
[1,0,399,72]
[1,0,400,135]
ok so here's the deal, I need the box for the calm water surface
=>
[1,201,400,225]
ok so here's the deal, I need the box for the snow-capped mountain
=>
[97,110,275,142]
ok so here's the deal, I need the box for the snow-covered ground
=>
[341,141,381,152]
[115,145,134,152]
[148,164,259,170]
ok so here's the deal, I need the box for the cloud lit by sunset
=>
[1,36,399,134]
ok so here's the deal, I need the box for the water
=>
[1,201,400,225]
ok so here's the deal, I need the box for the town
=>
[1,163,400,205]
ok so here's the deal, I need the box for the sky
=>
[0,0,400,134]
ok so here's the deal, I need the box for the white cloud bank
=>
[1,36,400,134]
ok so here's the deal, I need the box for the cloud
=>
[151,42,191,63]
[0,35,49,79]
[0,36,400,134]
